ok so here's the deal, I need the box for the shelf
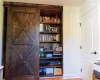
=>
[41,22,61,24]
[40,41,60,43]
[40,74,54,77]
[40,32,60,34]
[40,65,62,68]
[40,57,62,60]
[40,50,62,53]
[40,74,62,77]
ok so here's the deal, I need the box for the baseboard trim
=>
[63,73,81,79]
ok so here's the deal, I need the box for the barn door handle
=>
[91,51,97,55]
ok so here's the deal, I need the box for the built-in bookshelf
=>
[39,9,63,77]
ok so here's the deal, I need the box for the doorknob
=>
[91,51,97,55]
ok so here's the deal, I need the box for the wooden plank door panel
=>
[6,7,40,80]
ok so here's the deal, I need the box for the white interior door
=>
[81,6,99,80]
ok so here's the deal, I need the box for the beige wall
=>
[0,0,3,65]
[63,6,81,79]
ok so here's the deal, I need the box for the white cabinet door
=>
[81,6,99,80]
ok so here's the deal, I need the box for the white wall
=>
[63,6,81,79]
[0,0,3,65]
[80,0,98,17]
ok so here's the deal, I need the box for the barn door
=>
[5,7,40,80]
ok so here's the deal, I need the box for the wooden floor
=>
[40,78,82,80]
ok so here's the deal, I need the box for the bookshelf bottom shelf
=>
[40,74,62,77]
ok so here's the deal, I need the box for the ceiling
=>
[4,0,85,6]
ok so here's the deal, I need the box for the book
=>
[54,68,62,75]
[40,24,44,32]
[46,68,53,74]
[56,34,60,41]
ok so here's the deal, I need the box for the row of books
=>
[40,60,62,66]
[40,24,60,32]
[39,68,62,76]
[40,43,62,52]
[40,34,60,42]
[40,53,62,58]
[40,16,61,23]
